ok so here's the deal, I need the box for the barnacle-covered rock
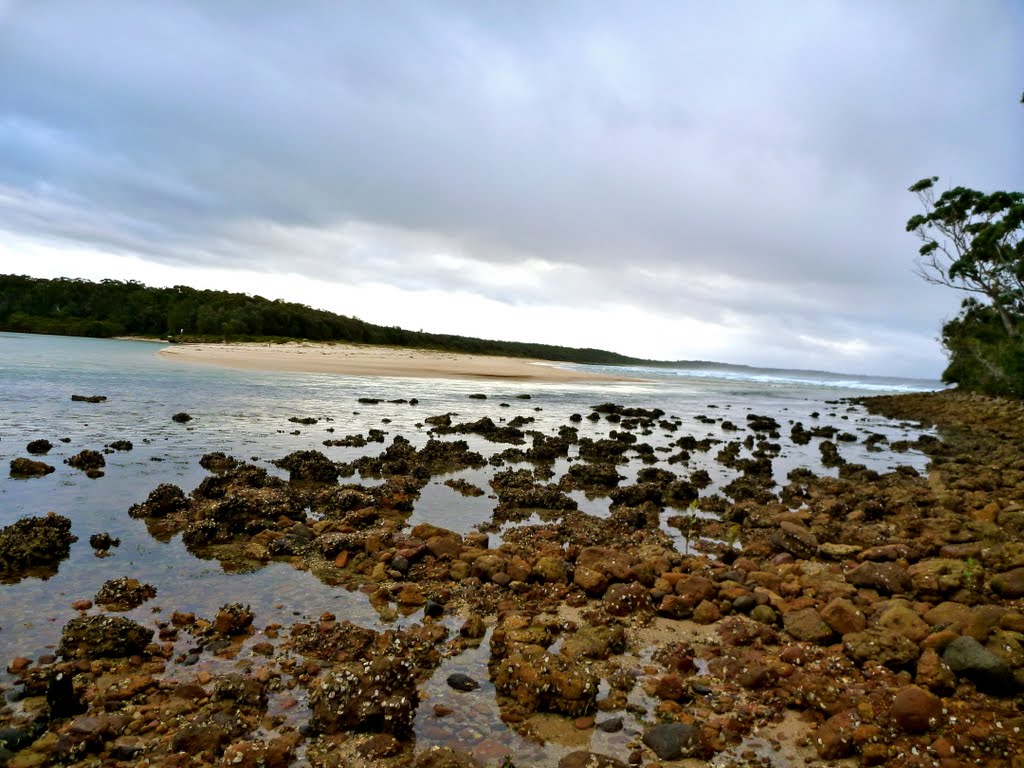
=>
[492,646,599,717]
[58,615,154,659]
[310,655,419,736]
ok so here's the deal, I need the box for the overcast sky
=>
[1,1,1021,377]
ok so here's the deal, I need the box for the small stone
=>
[892,685,943,733]
[446,673,479,692]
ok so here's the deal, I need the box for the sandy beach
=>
[158,341,631,382]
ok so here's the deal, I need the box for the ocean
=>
[0,333,942,763]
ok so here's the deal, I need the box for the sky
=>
[1,1,1022,378]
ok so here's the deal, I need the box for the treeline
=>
[0,274,641,365]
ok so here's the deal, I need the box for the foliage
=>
[0,274,642,366]
[907,178,1024,397]
[907,178,1023,337]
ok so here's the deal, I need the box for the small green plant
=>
[680,500,700,555]
[962,557,981,592]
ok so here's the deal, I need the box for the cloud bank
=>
[1,1,1022,376]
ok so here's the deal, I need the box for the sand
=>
[157,341,632,382]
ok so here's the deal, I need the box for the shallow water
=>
[0,333,941,762]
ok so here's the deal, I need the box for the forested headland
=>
[0,274,642,366]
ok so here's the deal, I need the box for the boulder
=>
[9,457,55,478]
[59,615,154,659]
[0,513,76,578]
[310,655,419,736]
[492,647,598,717]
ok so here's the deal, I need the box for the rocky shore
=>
[2,389,1023,767]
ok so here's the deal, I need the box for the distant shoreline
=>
[157,341,636,383]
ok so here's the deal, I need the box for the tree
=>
[906,178,1023,337]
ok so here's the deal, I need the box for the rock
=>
[915,648,957,693]
[0,514,76,579]
[272,450,339,483]
[559,751,628,768]
[843,629,920,668]
[447,673,479,692]
[128,483,188,518]
[9,457,55,478]
[26,439,53,454]
[71,394,107,403]
[414,747,483,768]
[771,521,819,559]
[814,709,858,759]
[641,722,700,760]
[533,555,568,584]
[942,635,1015,694]
[171,411,192,422]
[396,584,426,606]
[424,599,444,618]
[847,561,909,594]
[907,559,965,599]
[88,532,120,552]
[213,603,254,636]
[750,604,778,625]
[459,615,486,640]
[891,685,943,733]
[990,567,1024,598]
[493,647,599,717]
[603,582,652,616]
[878,604,930,643]
[310,655,419,736]
[783,607,834,644]
[357,733,402,759]
[924,601,972,630]
[58,615,153,659]
[597,717,624,732]
[66,450,105,472]
[94,578,157,611]
[821,598,866,635]
[560,625,625,660]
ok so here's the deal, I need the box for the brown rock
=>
[924,601,972,629]
[821,598,866,635]
[892,685,943,733]
[692,599,721,624]
[396,584,426,606]
[603,582,651,616]
[907,559,965,599]
[916,648,956,693]
[878,604,930,643]
[783,607,834,644]
[814,709,858,759]
[843,629,920,668]
[847,561,909,594]
[574,566,607,595]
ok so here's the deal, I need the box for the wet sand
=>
[158,341,632,382]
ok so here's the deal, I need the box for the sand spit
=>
[158,341,633,383]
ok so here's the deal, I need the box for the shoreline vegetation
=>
[0,274,647,367]
[159,341,634,382]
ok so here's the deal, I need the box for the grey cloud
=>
[0,0,1021,375]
